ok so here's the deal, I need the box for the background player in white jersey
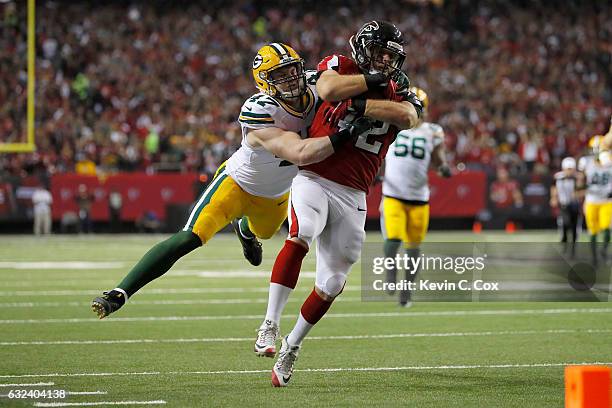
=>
[381,87,450,306]
[550,157,580,257]
[90,43,369,318]
[577,136,612,266]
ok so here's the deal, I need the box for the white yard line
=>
[65,391,108,395]
[34,400,166,407]
[3,362,611,380]
[0,307,610,325]
[0,382,54,387]
[0,296,361,308]
[0,286,360,297]
[0,262,126,270]
[0,328,609,347]
[0,271,316,284]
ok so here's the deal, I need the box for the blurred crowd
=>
[1,0,610,183]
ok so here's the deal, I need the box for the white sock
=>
[286,314,313,346]
[264,283,292,326]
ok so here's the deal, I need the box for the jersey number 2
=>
[354,120,390,154]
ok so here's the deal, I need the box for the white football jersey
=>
[383,122,444,202]
[225,71,319,198]
[578,155,612,203]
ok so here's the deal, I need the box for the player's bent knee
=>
[289,236,309,250]
[342,236,365,265]
[320,274,347,299]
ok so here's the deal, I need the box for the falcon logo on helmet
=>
[252,43,306,100]
[349,20,406,77]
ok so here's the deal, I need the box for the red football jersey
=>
[302,54,404,193]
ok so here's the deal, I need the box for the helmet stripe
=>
[270,43,287,59]
[277,43,291,57]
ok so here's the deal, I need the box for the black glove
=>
[364,72,388,91]
[347,116,373,136]
[438,164,452,178]
[393,71,411,95]
[329,117,373,152]
[405,91,424,119]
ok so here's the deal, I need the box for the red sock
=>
[301,288,333,324]
[270,240,307,289]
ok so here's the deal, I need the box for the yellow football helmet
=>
[252,43,306,99]
[589,135,603,155]
[409,86,429,111]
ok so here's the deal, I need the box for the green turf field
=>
[0,231,610,407]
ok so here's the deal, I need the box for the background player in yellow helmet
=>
[91,43,371,319]
[578,134,612,265]
[380,86,451,306]
[599,115,612,151]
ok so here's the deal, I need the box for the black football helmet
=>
[350,21,406,77]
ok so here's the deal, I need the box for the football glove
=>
[393,71,411,95]
[323,98,367,128]
[329,117,373,152]
[364,72,388,91]
[405,91,424,119]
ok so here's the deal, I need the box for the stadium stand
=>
[0,0,610,227]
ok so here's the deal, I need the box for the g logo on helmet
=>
[253,54,263,69]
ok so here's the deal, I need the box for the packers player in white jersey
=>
[380,87,451,306]
[91,43,370,318]
[578,135,612,265]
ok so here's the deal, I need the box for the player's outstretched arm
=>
[247,121,370,166]
[247,127,331,166]
[432,143,452,178]
[316,70,387,102]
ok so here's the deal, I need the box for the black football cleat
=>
[91,289,126,319]
[231,220,262,266]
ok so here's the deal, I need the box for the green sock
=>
[117,231,202,297]
[384,239,401,258]
[239,217,255,239]
[590,234,598,263]
[384,239,401,285]
[405,247,420,283]
[603,229,610,252]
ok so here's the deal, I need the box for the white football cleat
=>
[254,319,279,358]
[271,336,300,387]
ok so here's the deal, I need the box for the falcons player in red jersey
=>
[252,21,424,387]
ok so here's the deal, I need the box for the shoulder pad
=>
[239,94,279,128]
[317,54,358,74]
[429,123,444,136]
[305,70,319,86]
